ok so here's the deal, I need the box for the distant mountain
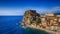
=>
[54,13,60,15]
[53,11,60,15]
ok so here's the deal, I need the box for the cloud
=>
[50,7,60,13]
[20,7,49,14]
[0,9,22,16]
[37,6,60,14]
[0,6,60,16]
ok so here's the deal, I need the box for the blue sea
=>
[0,16,48,34]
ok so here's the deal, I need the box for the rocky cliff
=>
[21,10,41,26]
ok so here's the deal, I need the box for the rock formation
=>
[21,10,41,26]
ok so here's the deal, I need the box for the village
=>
[21,10,60,34]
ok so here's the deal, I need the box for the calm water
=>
[0,16,48,34]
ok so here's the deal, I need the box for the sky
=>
[0,0,60,16]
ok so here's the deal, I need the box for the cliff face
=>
[21,10,41,25]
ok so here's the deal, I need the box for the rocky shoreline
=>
[21,24,57,34]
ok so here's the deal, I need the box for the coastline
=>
[22,25,57,34]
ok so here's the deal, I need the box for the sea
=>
[0,16,48,34]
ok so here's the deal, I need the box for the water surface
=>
[0,16,48,34]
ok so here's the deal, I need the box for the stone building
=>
[40,13,58,27]
[56,15,60,26]
[45,13,56,20]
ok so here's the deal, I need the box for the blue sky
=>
[0,0,60,16]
